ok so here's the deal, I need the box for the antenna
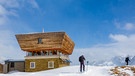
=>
[42,28,44,33]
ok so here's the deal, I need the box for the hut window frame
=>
[48,61,54,68]
[30,62,35,69]
[37,38,43,44]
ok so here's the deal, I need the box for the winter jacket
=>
[125,57,130,62]
[79,55,85,63]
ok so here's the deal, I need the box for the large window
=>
[30,62,35,69]
[48,61,54,68]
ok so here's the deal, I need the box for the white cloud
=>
[109,34,128,42]
[0,1,18,26]
[0,5,7,15]
[114,20,121,29]
[124,23,135,30]
[0,0,19,8]
[0,30,25,59]
[28,0,39,9]
[0,0,39,26]
[0,16,8,25]
[0,5,8,25]
[0,0,39,59]
[114,20,135,31]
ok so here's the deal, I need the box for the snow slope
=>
[0,65,134,76]
[0,66,113,76]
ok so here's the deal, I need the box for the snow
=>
[0,66,113,76]
[119,68,133,76]
[0,57,5,64]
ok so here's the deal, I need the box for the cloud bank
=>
[70,34,135,65]
[114,20,135,31]
[0,0,39,26]
[0,0,39,60]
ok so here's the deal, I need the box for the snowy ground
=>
[0,66,114,76]
[0,65,134,76]
[1,56,135,76]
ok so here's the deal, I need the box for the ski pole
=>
[130,56,135,65]
[87,61,89,71]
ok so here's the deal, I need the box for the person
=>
[125,57,130,65]
[79,55,85,72]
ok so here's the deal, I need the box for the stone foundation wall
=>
[25,58,59,72]
[25,58,69,72]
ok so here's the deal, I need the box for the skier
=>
[79,55,85,72]
[125,57,130,65]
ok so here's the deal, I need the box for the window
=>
[30,62,35,69]
[48,61,54,68]
[10,62,14,68]
[52,51,57,55]
[38,38,42,44]
[43,51,48,55]
[28,52,32,56]
[48,51,52,56]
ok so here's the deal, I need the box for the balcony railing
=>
[25,52,69,60]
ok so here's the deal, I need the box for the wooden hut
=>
[15,32,75,72]
[4,60,25,73]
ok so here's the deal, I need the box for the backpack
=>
[79,56,81,62]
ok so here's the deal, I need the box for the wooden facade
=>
[15,32,75,72]
[15,32,74,55]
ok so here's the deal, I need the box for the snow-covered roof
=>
[0,57,6,64]
[0,61,4,65]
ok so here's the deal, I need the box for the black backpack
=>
[79,56,82,62]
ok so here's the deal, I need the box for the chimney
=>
[42,28,44,33]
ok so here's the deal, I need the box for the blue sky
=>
[5,0,135,48]
[1,0,135,63]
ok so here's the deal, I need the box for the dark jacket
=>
[125,57,130,62]
[79,55,85,63]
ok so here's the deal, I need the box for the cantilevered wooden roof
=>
[15,32,75,55]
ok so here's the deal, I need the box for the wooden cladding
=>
[25,58,69,72]
[15,32,75,55]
